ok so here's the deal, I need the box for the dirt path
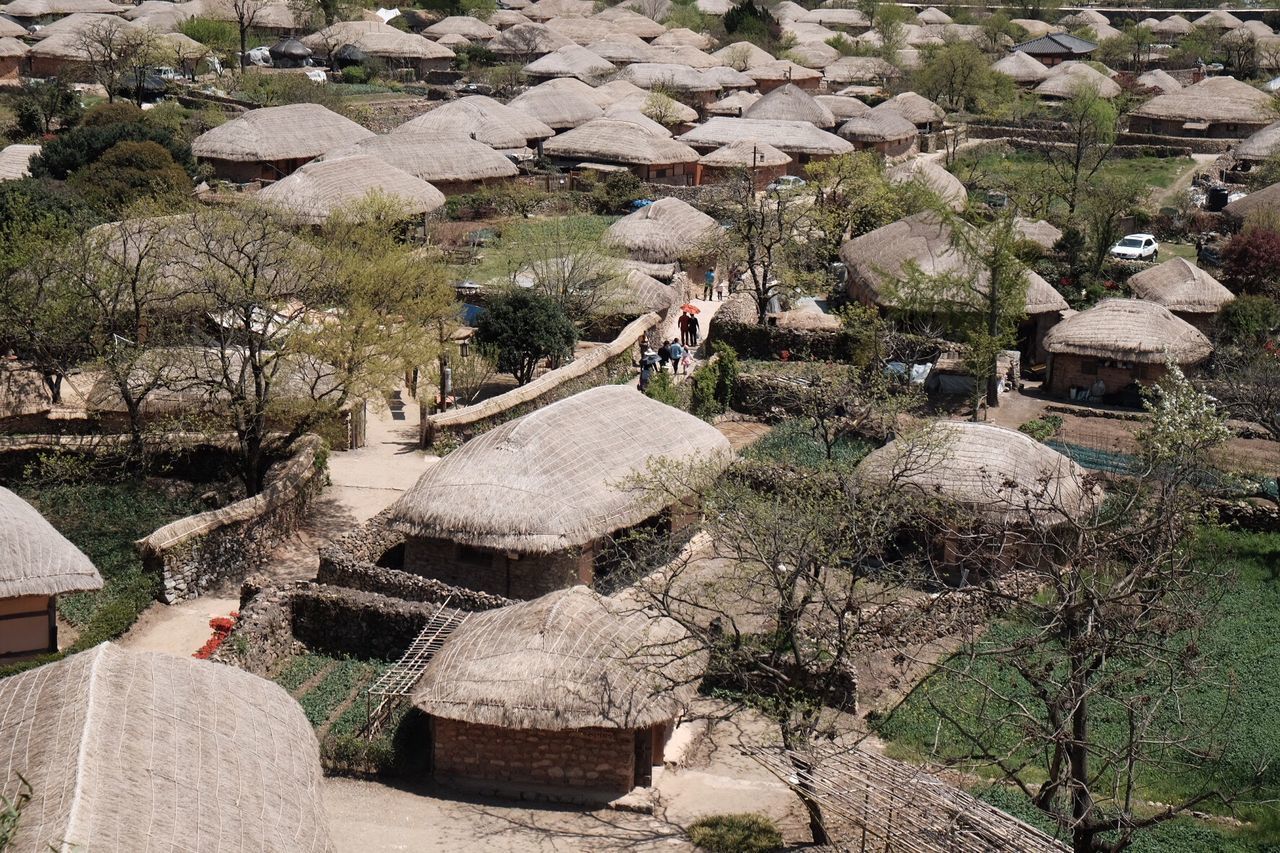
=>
[118,595,240,658]
[1151,153,1219,209]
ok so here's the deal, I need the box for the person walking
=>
[638,347,658,392]
[677,311,690,347]
[703,269,715,301]
[658,339,672,372]
[688,313,701,348]
[669,339,685,375]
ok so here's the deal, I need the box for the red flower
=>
[193,612,239,659]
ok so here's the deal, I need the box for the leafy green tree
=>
[66,141,191,216]
[1215,294,1280,348]
[12,78,83,138]
[1033,87,1119,217]
[1078,176,1143,276]
[79,101,145,128]
[912,41,1018,113]
[31,122,194,180]
[723,0,777,43]
[474,289,577,385]
[179,17,239,68]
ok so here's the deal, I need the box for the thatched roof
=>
[1224,179,1280,220]
[191,103,374,163]
[522,43,614,80]
[1235,120,1280,162]
[411,586,700,731]
[256,154,444,224]
[876,91,945,126]
[711,39,775,70]
[1131,75,1270,125]
[424,14,498,39]
[1010,18,1056,37]
[1060,9,1108,27]
[798,7,869,27]
[619,61,718,91]
[1151,14,1192,36]
[590,77,649,104]
[823,55,900,84]
[746,58,822,84]
[1135,68,1182,94]
[742,82,835,127]
[699,64,757,88]
[1042,298,1212,363]
[1,0,124,16]
[645,44,723,68]
[0,643,333,852]
[390,384,732,552]
[346,28,455,59]
[546,117,698,164]
[329,130,519,183]
[509,84,603,128]
[524,0,595,20]
[785,40,841,69]
[490,9,532,26]
[601,104,672,136]
[0,17,25,36]
[0,143,39,182]
[887,158,966,211]
[858,421,1097,525]
[593,5,664,38]
[533,74,610,106]
[607,89,699,123]
[586,31,654,62]
[992,50,1050,83]
[397,95,554,148]
[652,26,714,49]
[604,197,721,263]
[0,34,28,57]
[544,15,618,44]
[1194,9,1241,29]
[839,212,1069,315]
[915,5,951,24]
[1034,62,1120,99]
[0,486,101,598]
[699,138,791,168]
[1126,258,1234,314]
[838,110,917,143]
[1013,216,1062,250]
[489,21,572,55]
[678,116,853,156]
[616,267,676,313]
[814,94,869,120]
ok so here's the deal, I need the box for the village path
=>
[1151,152,1220,208]
[120,388,437,659]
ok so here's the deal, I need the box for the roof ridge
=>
[60,643,110,851]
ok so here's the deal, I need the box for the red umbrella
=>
[679,303,701,314]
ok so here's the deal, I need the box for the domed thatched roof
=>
[875,92,945,126]
[389,385,732,552]
[699,139,791,168]
[823,55,901,84]
[887,158,967,211]
[603,197,721,263]
[0,143,39,182]
[992,50,1050,84]
[1235,120,1280,162]
[545,117,700,164]
[1126,258,1234,315]
[397,95,554,149]
[680,117,853,156]
[489,21,572,55]
[1034,62,1120,99]
[1013,217,1063,251]
[1131,75,1271,125]
[707,90,763,116]
[1135,68,1182,94]
[857,421,1098,525]
[1151,14,1192,36]
[424,15,499,39]
[651,26,714,49]
[838,110,917,143]
[411,586,701,730]
[328,131,519,183]
[1223,179,1280,221]
[191,103,374,163]
[712,39,776,69]
[743,82,836,127]
[522,43,615,80]
[814,94,870,120]
[1193,9,1242,29]
[256,154,445,225]
[508,84,603,128]
[0,486,101,598]
[1042,298,1212,364]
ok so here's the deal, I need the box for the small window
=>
[456,545,490,566]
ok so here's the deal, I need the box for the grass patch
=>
[296,657,375,728]
[744,418,872,469]
[686,813,783,853]
[273,653,334,694]
[876,528,1280,845]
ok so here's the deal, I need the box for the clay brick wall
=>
[403,536,593,600]
[432,717,637,798]
[1047,355,1169,398]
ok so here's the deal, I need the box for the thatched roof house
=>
[706,90,760,116]
[397,95,554,151]
[544,118,700,182]
[814,94,869,121]
[742,82,836,128]
[1151,14,1193,38]
[1234,120,1280,166]
[618,61,718,94]
[712,39,775,69]
[489,21,573,56]
[603,197,720,265]
[1,0,124,20]
[509,84,603,129]
[594,5,665,37]
[424,15,499,40]
[798,7,870,29]
[678,117,852,172]
[0,643,333,850]
[1034,62,1120,99]
[1194,9,1242,30]
[1223,179,1280,222]
[0,143,38,181]
[651,26,714,49]
[411,585,699,800]
[1042,298,1212,398]
[786,40,841,69]
[191,103,374,182]
[838,110,917,155]
[522,43,615,81]
[255,154,445,225]
[389,385,731,599]
[823,55,900,84]
[1129,76,1272,138]
[1135,68,1182,95]
[746,59,822,92]
[887,158,967,211]
[1013,217,1063,251]
[329,130,518,193]
[875,92,945,131]
[992,50,1050,84]
[586,32,655,63]
[698,138,791,187]
[0,485,101,656]
[1126,258,1234,325]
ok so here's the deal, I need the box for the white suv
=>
[1110,233,1159,261]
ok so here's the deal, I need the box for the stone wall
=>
[403,536,592,600]
[317,545,513,611]
[432,717,639,801]
[710,319,871,363]
[289,583,444,661]
[964,125,1228,156]
[137,435,327,603]
[421,312,661,449]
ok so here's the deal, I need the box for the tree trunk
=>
[781,739,829,846]
[43,372,63,405]
[239,24,249,69]
[1069,660,1095,853]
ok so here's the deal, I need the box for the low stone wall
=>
[1211,498,1280,534]
[137,435,327,603]
[964,125,1228,156]
[317,546,513,611]
[421,312,661,449]
[710,319,870,362]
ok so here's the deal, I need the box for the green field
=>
[876,528,1280,849]
[743,417,872,469]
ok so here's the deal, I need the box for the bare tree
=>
[230,0,267,68]
[1032,87,1120,217]
[75,18,163,104]
[719,168,815,323]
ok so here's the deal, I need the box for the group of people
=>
[638,305,704,393]
[678,311,700,348]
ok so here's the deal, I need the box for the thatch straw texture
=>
[785,40,841,69]
[619,61,718,91]
[1059,9,1108,27]
[593,5,664,38]
[799,7,869,27]
[411,586,700,730]
[532,74,608,105]
[424,14,498,39]
[601,105,672,136]
[699,138,791,168]
[915,5,951,24]
[586,32,654,62]
[712,40,775,70]
[546,117,700,164]
[545,15,617,44]
[524,0,595,20]
[1126,258,1234,314]
[353,28,455,59]
[839,212,1068,315]
[707,90,761,116]
[838,110,917,143]
[992,50,1050,83]
[814,94,870,120]
[256,154,444,224]
[876,91,945,126]
[823,55,901,84]
[0,17,25,36]
[1224,179,1280,220]
[746,58,822,83]
[489,21,572,54]
[1042,298,1212,363]
[590,78,649,104]
[489,9,532,27]
[0,643,333,852]
[887,158,966,211]
[617,267,676,313]
[1013,217,1063,250]
[397,95,554,148]
[0,34,26,57]
[643,44,721,68]
[191,103,374,163]
[509,83,603,127]
[391,384,731,552]
[435,32,472,47]
[1235,120,1280,162]
[0,486,101,598]
[1010,18,1056,37]
[604,196,721,262]
[607,89,699,122]
[699,65,757,88]
[743,82,836,127]
[1,0,124,15]
[679,117,853,156]
[25,10,116,39]
[858,421,1097,525]
[1151,13,1192,36]
[1194,9,1241,29]
[1135,68,1182,94]
[329,130,519,183]
[1034,62,1120,99]
[652,26,714,49]
[1131,75,1271,124]
[0,143,38,182]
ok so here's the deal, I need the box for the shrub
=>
[31,122,194,180]
[585,169,644,214]
[689,342,740,419]
[67,139,191,216]
[1222,228,1280,298]
[79,101,145,128]
[1217,294,1280,348]
[686,813,783,853]
[1019,414,1064,442]
[340,65,369,84]
[644,370,682,407]
[474,290,577,385]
